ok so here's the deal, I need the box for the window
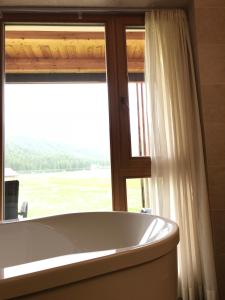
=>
[0,13,151,220]
[126,178,150,212]
[125,27,150,157]
[4,25,113,218]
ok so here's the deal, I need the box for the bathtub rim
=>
[0,211,179,299]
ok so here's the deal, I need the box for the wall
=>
[190,0,225,298]
[0,0,224,296]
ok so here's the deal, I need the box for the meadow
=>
[17,170,143,218]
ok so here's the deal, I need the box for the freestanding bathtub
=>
[0,212,179,300]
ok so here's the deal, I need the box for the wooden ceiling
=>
[5,27,144,74]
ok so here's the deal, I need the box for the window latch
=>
[120,96,129,109]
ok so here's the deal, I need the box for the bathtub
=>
[0,212,179,299]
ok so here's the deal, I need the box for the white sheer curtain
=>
[145,10,218,300]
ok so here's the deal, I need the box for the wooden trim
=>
[6,31,106,40]
[114,15,151,211]
[120,157,151,178]
[6,57,106,72]
[115,16,146,165]
[2,13,144,24]
[0,21,4,221]
[105,17,127,211]
[115,17,132,167]
[5,31,144,40]
[6,57,143,73]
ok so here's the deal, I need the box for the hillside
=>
[5,137,110,173]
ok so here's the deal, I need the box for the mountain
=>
[5,136,110,172]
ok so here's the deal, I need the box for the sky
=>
[5,82,139,156]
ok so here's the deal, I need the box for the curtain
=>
[145,10,218,300]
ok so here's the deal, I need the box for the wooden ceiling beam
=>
[6,57,144,73]
[5,31,144,40]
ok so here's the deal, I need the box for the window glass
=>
[126,28,150,157]
[126,178,151,212]
[4,25,112,220]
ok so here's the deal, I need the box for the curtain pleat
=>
[145,9,218,300]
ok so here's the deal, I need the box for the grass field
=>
[16,170,143,218]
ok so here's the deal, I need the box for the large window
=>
[0,14,151,220]
[5,82,113,218]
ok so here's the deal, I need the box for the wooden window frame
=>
[0,11,151,219]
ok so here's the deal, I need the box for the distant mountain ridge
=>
[5,136,110,172]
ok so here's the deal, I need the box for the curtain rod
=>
[0,6,187,14]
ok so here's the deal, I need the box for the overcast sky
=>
[5,82,139,156]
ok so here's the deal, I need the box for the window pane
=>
[4,25,112,220]
[126,178,150,212]
[126,28,149,157]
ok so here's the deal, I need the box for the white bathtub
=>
[0,212,179,299]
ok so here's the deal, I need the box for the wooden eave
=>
[5,30,144,74]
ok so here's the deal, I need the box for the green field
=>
[16,170,143,219]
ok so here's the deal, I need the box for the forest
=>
[5,138,109,173]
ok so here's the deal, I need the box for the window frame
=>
[0,11,151,219]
